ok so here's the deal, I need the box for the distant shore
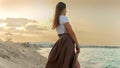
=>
[80,45,120,48]
[20,42,120,48]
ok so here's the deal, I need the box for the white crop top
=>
[56,15,69,34]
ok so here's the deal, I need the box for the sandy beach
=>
[37,48,51,58]
[0,41,47,68]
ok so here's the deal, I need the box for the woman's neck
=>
[60,14,66,16]
[60,12,66,15]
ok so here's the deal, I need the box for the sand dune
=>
[0,41,47,68]
[37,48,51,58]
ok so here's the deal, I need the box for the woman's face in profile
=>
[62,8,67,15]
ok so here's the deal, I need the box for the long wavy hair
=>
[52,2,66,29]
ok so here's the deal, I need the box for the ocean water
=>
[38,48,120,68]
[79,48,120,68]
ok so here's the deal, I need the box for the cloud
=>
[5,18,29,27]
[0,28,4,31]
[5,18,37,27]
[0,19,4,23]
[25,24,48,31]
[0,18,47,33]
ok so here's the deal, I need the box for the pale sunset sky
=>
[0,0,120,46]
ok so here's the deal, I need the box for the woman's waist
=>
[58,33,69,37]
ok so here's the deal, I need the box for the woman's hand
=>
[76,44,80,54]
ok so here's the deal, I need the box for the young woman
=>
[45,2,80,68]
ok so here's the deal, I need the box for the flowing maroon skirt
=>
[45,33,80,68]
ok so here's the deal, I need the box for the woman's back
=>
[56,15,69,34]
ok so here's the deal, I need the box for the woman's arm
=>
[64,22,80,53]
